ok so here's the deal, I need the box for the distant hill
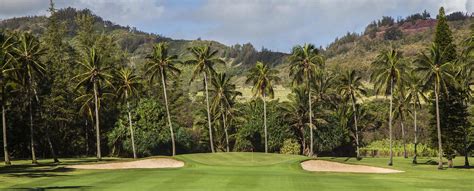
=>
[0,7,288,69]
[0,8,472,87]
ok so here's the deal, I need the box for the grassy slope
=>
[1,153,473,190]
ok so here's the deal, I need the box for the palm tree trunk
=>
[2,104,10,165]
[45,127,59,163]
[388,77,393,166]
[221,104,229,152]
[93,82,101,160]
[308,86,313,157]
[32,88,58,163]
[263,93,268,153]
[301,127,306,155]
[29,95,37,164]
[350,94,360,159]
[203,72,214,153]
[161,69,175,156]
[413,102,418,164]
[434,82,443,169]
[125,90,137,159]
[400,116,407,158]
[85,119,89,156]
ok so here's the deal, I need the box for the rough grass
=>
[0,153,473,190]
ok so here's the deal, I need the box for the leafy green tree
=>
[370,48,406,166]
[289,44,324,156]
[337,70,366,159]
[434,7,457,62]
[414,43,456,169]
[210,72,241,152]
[0,32,15,165]
[405,71,427,164]
[12,32,46,164]
[186,45,224,153]
[114,68,141,158]
[246,61,280,153]
[74,47,112,160]
[145,42,181,156]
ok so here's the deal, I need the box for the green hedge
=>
[360,139,437,157]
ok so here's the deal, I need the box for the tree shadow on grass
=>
[12,185,92,190]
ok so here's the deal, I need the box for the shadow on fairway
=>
[12,186,91,190]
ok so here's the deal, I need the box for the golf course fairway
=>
[1,152,473,190]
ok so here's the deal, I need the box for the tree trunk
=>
[93,82,101,160]
[29,95,37,164]
[221,104,229,152]
[263,93,268,153]
[401,115,407,159]
[2,104,10,165]
[45,127,59,163]
[413,102,418,164]
[301,127,306,155]
[465,153,470,167]
[32,87,59,163]
[448,158,453,168]
[388,77,393,166]
[350,94,360,159]
[85,119,89,156]
[125,90,137,159]
[434,81,443,169]
[203,72,214,153]
[308,86,313,157]
[161,69,176,156]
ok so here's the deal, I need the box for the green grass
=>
[0,153,473,190]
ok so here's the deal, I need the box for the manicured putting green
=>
[1,153,473,190]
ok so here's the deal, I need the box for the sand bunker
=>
[68,158,184,169]
[301,160,403,174]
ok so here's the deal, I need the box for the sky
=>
[0,0,472,52]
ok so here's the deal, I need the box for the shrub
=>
[360,139,437,157]
[280,139,301,155]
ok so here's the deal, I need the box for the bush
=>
[280,139,301,155]
[360,139,437,157]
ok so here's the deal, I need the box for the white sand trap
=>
[68,158,184,169]
[301,160,403,174]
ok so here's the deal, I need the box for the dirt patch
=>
[67,158,184,169]
[301,160,403,174]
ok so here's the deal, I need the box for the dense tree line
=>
[0,3,473,170]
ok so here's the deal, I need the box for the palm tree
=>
[210,72,241,152]
[393,90,409,159]
[74,47,112,160]
[114,68,141,159]
[337,69,366,159]
[12,33,46,164]
[414,43,456,169]
[405,71,427,164]
[246,61,280,153]
[75,88,94,156]
[186,45,224,153]
[145,42,181,156]
[370,48,406,166]
[289,43,324,157]
[0,32,15,165]
[281,86,309,155]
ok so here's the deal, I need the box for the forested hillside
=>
[0,3,472,170]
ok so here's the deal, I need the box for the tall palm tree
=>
[74,47,112,160]
[145,43,181,156]
[12,33,46,164]
[246,61,280,153]
[337,69,366,159]
[114,68,141,159]
[0,32,15,165]
[281,86,309,155]
[405,71,427,164]
[393,90,408,159]
[186,45,224,153]
[289,43,324,157]
[370,48,406,166]
[210,72,241,152]
[414,43,455,169]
